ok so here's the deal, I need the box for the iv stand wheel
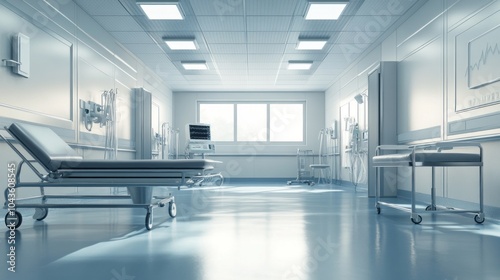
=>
[474,213,485,224]
[168,202,177,218]
[33,208,48,221]
[411,214,422,224]
[145,212,153,230]
[5,211,23,229]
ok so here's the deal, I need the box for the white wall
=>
[0,0,173,205]
[173,91,325,180]
[326,0,500,208]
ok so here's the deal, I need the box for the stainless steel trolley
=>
[373,142,484,224]
[287,149,314,186]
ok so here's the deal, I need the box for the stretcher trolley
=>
[373,142,484,224]
[2,123,221,230]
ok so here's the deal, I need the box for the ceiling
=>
[73,0,422,92]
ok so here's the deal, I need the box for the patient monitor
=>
[186,123,215,156]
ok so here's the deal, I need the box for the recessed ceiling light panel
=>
[164,38,198,50]
[296,39,328,50]
[182,61,208,70]
[137,1,184,20]
[288,61,313,70]
[305,1,347,20]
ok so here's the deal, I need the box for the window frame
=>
[197,101,306,144]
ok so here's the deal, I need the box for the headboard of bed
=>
[8,123,82,172]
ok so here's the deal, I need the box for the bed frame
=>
[2,123,221,230]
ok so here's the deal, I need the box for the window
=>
[270,104,303,142]
[199,103,234,141]
[198,102,305,143]
[237,104,267,142]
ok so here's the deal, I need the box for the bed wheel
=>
[168,202,177,218]
[376,207,381,214]
[145,212,153,230]
[411,215,422,224]
[33,208,48,221]
[5,211,23,229]
[474,214,485,224]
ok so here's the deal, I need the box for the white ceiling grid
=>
[72,0,423,92]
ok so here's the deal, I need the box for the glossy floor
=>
[2,184,500,280]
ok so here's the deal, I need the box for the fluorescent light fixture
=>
[305,1,347,20]
[182,61,208,70]
[296,38,328,50]
[288,61,313,70]
[164,38,198,50]
[137,0,184,20]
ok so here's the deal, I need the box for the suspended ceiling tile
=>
[246,0,299,16]
[134,16,201,32]
[247,63,280,70]
[110,32,155,44]
[356,0,411,16]
[212,54,248,66]
[167,53,210,61]
[248,44,285,54]
[342,15,400,32]
[209,44,247,54]
[282,53,327,61]
[246,16,293,32]
[93,15,144,31]
[247,54,283,63]
[190,0,245,16]
[247,32,288,44]
[197,16,245,32]
[74,0,130,16]
[248,69,278,75]
[122,43,165,54]
[203,32,246,44]
[184,75,222,81]
[216,63,248,70]
[336,31,384,44]
[219,69,248,76]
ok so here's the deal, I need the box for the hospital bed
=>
[373,142,484,224]
[2,123,221,230]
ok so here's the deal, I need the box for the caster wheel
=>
[474,214,485,224]
[376,207,381,214]
[33,208,48,221]
[145,212,153,230]
[425,205,432,211]
[168,202,177,218]
[411,215,422,224]
[215,178,223,186]
[5,211,23,229]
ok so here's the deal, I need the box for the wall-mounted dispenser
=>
[2,33,30,78]
[80,89,117,132]
[80,99,106,131]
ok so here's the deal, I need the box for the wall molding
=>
[398,126,441,143]
[449,111,500,135]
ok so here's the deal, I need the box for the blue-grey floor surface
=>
[1,183,500,280]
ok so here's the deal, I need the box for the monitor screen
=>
[188,124,211,141]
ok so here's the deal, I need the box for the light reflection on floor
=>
[1,183,499,280]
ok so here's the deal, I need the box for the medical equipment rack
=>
[287,149,314,186]
[373,142,484,224]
